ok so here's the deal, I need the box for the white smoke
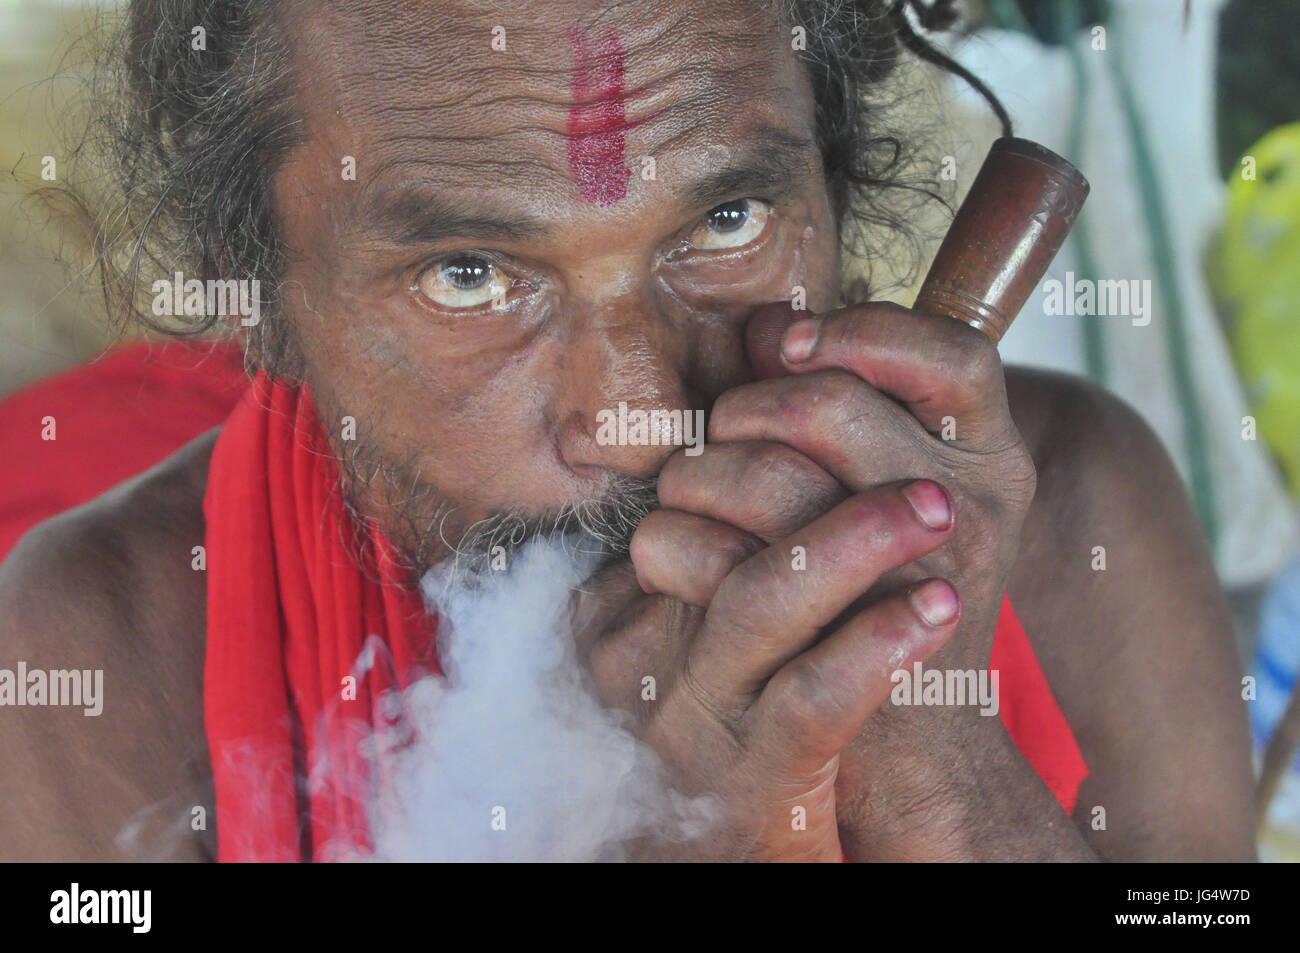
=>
[366,535,719,861]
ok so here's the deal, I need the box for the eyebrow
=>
[353,125,821,247]
[680,127,821,209]
[355,188,551,246]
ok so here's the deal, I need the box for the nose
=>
[558,301,699,481]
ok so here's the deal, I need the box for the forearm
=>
[838,715,1098,862]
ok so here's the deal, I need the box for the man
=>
[0,0,1255,861]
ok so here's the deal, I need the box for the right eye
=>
[414,254,510,309]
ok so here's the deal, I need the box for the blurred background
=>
[0,0,1297,859]
[928,0,1300,862]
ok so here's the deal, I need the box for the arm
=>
[1006,369,1257,861]
[0,435,217,861]
[835,371,1255,862]
[649,302,1254,861]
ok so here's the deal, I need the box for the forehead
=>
[285,0,815,214]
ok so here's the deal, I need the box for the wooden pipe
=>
[913,137,1090,343]
[745,137,1089,375]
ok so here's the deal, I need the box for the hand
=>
[574,479,962,861]
[638,300,1038,857]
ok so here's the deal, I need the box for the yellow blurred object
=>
[1214,124,1300,306]
[1212,123,1300,496]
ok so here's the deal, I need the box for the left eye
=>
[689,198,772,250]
[414,254,510,309]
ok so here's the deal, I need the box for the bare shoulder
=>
[1005,365,1186,530]
[1002,365,1222,647]
[1002,366,1255,860]
[0,430,218,861]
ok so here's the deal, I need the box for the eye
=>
[689,198,772,250]
[414,253,511,309]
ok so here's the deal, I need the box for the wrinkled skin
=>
[275,0,1002,859]
[274,0,843,564]
[574,301,1039,859]
[0,0,1256,862]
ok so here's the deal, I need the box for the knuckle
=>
[653,453,691,506]
[586,638,631,694]
[820,368,865,410]
[947,327,1001,393]
[869,300,914,330]
[772,380,816,432]
[762,447,844,516]
[829,301,904,344]
[769,659,840,738]
[967,441,1037,514]
[775,372,864,453]
[628,512,667,564]
[739,439,796,480]
[676,653,745,731]
[1004,445,1038,507]
[704,530,762,581]
[820,311,860,351]
[711,554,792,636]
[843,490,898,540]
[705,387,744,440]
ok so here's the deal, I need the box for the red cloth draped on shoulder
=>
[203,373,438,862]
[0,341,246,563]
[203,373,1088,862]
[991,598,1089,815]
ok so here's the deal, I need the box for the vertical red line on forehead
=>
[567,30,631,206]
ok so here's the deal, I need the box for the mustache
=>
[445,473,660,575]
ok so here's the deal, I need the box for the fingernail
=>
[901,480,953,530]
[781,318,821,363]
[910,579,959,626]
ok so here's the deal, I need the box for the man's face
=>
[271,0,842,572]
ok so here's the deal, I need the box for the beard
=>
[325,416,660,583]
[436,472,660,578]
[271,329,664,584]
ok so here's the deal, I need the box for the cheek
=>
[283,250,532,416]
[287,290,574,516]
[805,224,843,313]
[797,194,844,312]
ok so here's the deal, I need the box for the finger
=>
[687,479,955,706]
[745,578,960,776]
[657,440,847,543]
[771,302,1014,450]
[630,509,765,607]
[745,301,807,380]
[707,370,937,493]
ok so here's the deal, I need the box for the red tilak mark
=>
[567,31,631,206]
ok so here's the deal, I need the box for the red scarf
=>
[204,374,1087,862]
[204,374,438,861]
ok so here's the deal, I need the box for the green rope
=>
[1060,1,1109,384]
[986,0,1033,33]
[985,0,1108,381]
[978,0,1215,549]
[1108,53,1220,551]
